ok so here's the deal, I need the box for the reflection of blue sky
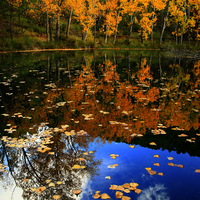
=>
[137,184,170,200]
[82,138,200,200]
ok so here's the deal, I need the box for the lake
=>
[0,50,199,200]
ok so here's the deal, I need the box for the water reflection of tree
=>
[1,55,199,140]
[1,129,102,200]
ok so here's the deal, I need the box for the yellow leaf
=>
[154,163,160,167]
[154,154,159,158]
[109,184,118,190]
[45,179,51,183]
[167,157,173,160]
[49,182,55,187]
[73,189,81,195]
[93,193,101,199]
[72,165,81,169]
[105,176,111,179]
[101,193,111,199]
[115,191,123,199]
[122,196,131,200]
[23,179,29,182]
[149,142,156,146]
[158,172,164,176]
[135,188,142,194]
[168,162,175,166]
[129,145,135,148]
[195,169,200,173]
[30,188,36,192]
[36,186,46,194]
[53,195,61,200]
[57,181,63,184]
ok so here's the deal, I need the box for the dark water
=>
[0,50,199,200]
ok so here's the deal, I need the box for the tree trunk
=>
[67,8,73,36]
[141,29,143,44]
[129,14,136,43]
[56,15,60,41]
[187,3,191,45]
[160,5,169,46]
[94,16,97,44]
[151,6,155,46]
[40,20,43,35]
[46,10,49,43]
[49,18,52,41]
[10,6,13,40]
[22,11,25,33]
[113,7,121,45]
[105,24,108,44]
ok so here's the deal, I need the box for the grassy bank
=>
[0,14,200,53]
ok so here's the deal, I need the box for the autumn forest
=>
[0,0,200,51]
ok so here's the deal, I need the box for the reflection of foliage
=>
[0,53,199,199]
[1,127,102,200]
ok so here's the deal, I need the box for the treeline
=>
[1,0,200,46]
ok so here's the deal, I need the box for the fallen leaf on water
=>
[167,157,173,160]
[158,172,164,176]
[101,193,111,199]
[105,176,111,179]
[175,164,183,168]
[124,189,130,193]
[45,179,51,183]
[149,142,156,146]
[129,145,135,148]
[145,167,152,171]
[195,169,200,173]
[72,165,81,169]
[168,162,175,166]
[83,152,88,155]
[148,170,157,175]
[89,151,94,154]
[36,186,46,194]
[115,191,123,199]
[30,188,36,192]
[122,196,131,200]
[178,134,188,137]
[135,188,142,194]
[109,184,118,190]
[23,179,29,182]
[73,190,81,195]
[76,158,85,161]
[130,182,139,188]
[93,193,101,199]
[57,181,63,184]
[154,154,159,158]
[123,183,131,189]
[53,195,61,200]
[49,182,55,187]
[48,152,55,155]
[117,186,124,191]
[154,163,160,167]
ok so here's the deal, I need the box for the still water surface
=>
[0,50,199,200]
